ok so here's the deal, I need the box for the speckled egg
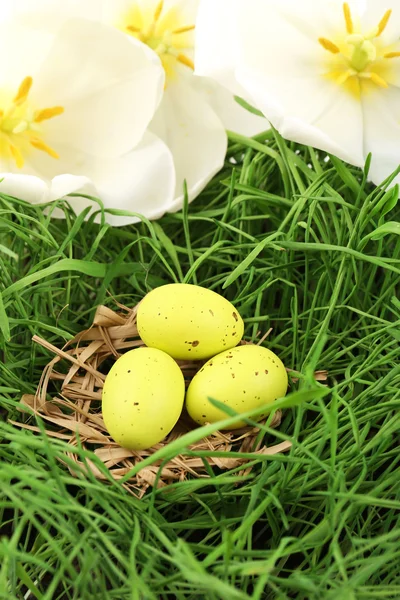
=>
[102,347,185,450]
[136,283,244,360]
[186,345,288,429]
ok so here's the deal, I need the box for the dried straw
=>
[15,302,327,497]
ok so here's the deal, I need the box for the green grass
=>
[1,129,400,599]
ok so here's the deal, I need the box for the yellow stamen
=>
[9,143,24,169]
[30,137,59,159]
[33,106,64,123]
[319,37,340,54]
[13,76,33,105]
[343,3,354,34]
[12,121,28,134]
[172,24,195,35]
[377,10,392,36]
[0,109,3,119]
[154,0,164,22]
[127,27,144,41]
[177,54,194,70]
[384,51,400,58]
[368,72,389,88]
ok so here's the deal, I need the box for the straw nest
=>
[16,301,327,497]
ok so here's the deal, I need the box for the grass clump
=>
[1,130,400,599]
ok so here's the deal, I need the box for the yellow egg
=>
[102,347,185,450]
[137,283,244,360]
[186,345,288,429]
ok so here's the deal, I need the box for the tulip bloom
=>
[7,0,267,217]
[196,0,400,187]
[0,18,176,225]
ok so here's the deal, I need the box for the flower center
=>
[120,0,195,81]
[318,3,400,94]
[0,76,64,169]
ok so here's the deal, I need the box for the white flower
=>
[196,0,400,188]
[0,17,175,225]
[8,0,268,213]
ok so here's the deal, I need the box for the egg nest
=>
[17,302,327,498]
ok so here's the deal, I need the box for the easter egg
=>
[102,347,185,450]
[186,345,288,429]
[137,283,244,360]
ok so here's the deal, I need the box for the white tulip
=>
[0,18,175,225]
[7,0,268,214]
[196,0,400,188]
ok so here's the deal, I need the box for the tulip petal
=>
[33,18,165,158]
[197,78,269,136]
[50,175,95,201]
[0,174,49,204]
[1,0,99,29]
[0,23,54,88]
[195,0,242,94]
[90,132,176,225]
[238,68,365,165]
[47,132,176,226]
[150,77,227,211]
[362,86,400,188]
